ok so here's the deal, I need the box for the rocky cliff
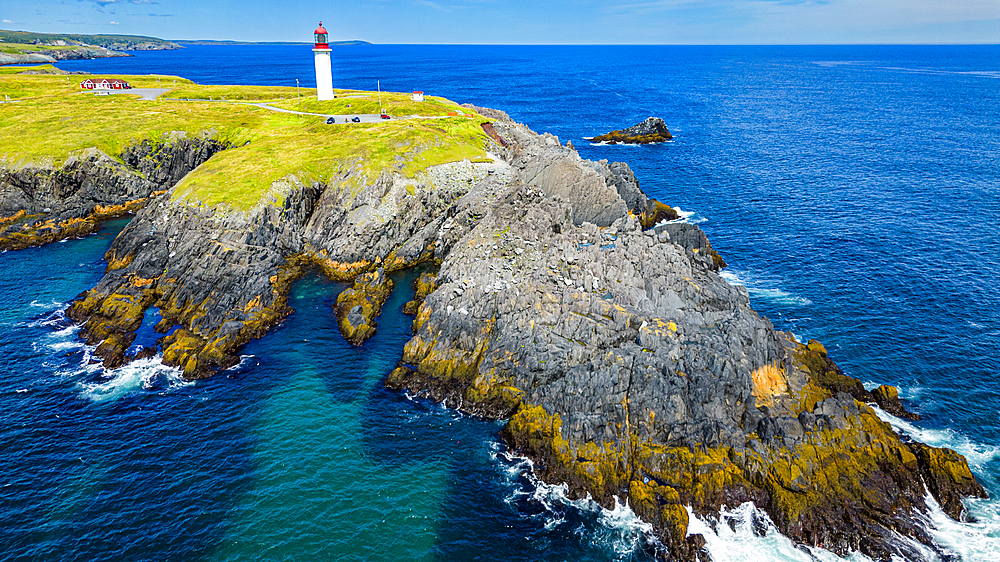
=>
[1,135,230,251]
[12,104,986,560]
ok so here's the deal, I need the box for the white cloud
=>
[109,21,120,24]
[414,0,451,11]
[2,19,13,23]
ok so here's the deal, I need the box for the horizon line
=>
[171,41,1000,46]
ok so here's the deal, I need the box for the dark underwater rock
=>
[591,117,673,144]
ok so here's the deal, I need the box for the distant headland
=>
[0,29,180,65]
[175,40,370,46]
[0,29,369,66]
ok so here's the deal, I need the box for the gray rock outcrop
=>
[0,136,230,251]
[42,107,987,561]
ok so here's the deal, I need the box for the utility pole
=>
[296,79,300,106]
[378,80,383,115]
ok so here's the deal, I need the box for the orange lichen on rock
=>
[751,363,789,406]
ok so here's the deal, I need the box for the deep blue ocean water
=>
[2,45,999,561]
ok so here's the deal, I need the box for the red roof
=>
[315,23,328,35]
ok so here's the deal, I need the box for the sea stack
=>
[592,117,673,144]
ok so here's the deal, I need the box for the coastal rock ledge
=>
[6,103,985,561]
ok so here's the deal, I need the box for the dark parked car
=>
[351,117,361,123]
[326,116,335,124]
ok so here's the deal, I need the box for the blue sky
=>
[1,0,997,44]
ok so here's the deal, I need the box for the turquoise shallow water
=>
[3,45,999,560]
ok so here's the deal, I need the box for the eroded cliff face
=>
[65,147,514,375]
[0,136,229,251]
[48,110,985,560]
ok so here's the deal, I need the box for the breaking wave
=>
[76,355,191,402]
[720,269,813,307]
[32,309,193,402]
[871,405,1000,472]
[494,447,662,560]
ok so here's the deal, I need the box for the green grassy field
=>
[268,92,474,118]
[0,67,491,212]
[0,43,79,55]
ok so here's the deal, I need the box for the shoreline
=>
[0,68,991,561]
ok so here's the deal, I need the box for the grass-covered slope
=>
[0,67,491,212]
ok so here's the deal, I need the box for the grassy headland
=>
[0,29,181,51]
[0,66,491,212]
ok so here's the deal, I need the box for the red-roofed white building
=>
[82,78,131,90]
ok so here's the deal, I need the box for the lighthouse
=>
[313,22,334,101]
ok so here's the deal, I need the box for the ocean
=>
[2,44,998,561]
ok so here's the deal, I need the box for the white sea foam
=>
[870,405,1000,471]
[661,206,707,225]
[51,324,80,338]
[685,502,946,562]
[19,309,69,329]
[492,406,1000,562]
[878,66,1000,80]
[812,60,870,68]
[77,355,190,402]
[46,340,83,352]
[225,354,255,371]
[920,491,1000,561]
[690,502,847,562]
[867,405,1000,560]
[720,269,813,306]
[29,298,63,309]
[496,448,658,558]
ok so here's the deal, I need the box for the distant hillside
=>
[0,29,182,51]
[175,40,370,46]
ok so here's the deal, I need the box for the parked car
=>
[326,116,335,124]
[351,117,361,123]
[380,114,389,120]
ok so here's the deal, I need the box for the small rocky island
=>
[0,70,987,561]
[590,117,673,144]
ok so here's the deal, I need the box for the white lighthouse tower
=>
[313,22,334,101]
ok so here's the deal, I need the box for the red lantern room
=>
[314,23,329,49]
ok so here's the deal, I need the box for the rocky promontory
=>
[2,81,987,561]
[0,29,181,66]
[590,117,673,144]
